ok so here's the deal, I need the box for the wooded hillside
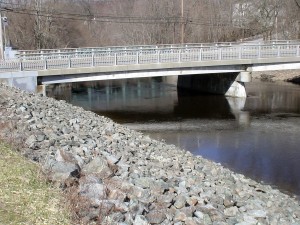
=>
[1,0,299,49]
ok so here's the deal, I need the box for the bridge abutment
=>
[177,72,251,97]
[0,71,38,93]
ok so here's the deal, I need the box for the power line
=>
[2,9,232,27]
[0,2,233,27]
[0,1,181,21]
[1,9,177,24]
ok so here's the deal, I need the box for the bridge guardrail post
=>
[114,53,117,65]
[68,55,71,68]
[179,49,182,62]
[258,46,261,58]
[297,45,300,57]
[199,48,202,61]
[219,48,222,60]
[92,53,95,67]
[239,46,242,59]
[19,59,23,71]
[136,51,139,64]
[44,58,47,70]
[157,50,161,63]
[277,46,280,57]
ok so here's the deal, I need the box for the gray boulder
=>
[82,156,113,178]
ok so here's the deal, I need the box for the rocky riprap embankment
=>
[252,70,300,84]
[0,83,299,225]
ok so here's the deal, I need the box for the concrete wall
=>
[0,71,38,93]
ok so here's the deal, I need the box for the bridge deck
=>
[0,42,299,76]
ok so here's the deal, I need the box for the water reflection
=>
[245,82,300,115]
[48,77,246,126]
[227,97,250,127]
[47,78,300,198]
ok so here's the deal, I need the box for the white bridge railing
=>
[0,41,300,72]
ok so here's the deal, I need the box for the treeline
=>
[1,0,300,50]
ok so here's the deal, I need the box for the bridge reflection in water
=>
[47,78,300,198]
[47,76,249,126]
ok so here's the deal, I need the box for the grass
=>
[0,142,71,225]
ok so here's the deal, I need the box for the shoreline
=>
[0,83,300,224]
[252,70,300,83]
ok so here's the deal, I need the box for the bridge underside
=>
[177,72,250,98]
[38,65,253,97]
[38,65,245,85]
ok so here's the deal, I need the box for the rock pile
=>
[287,76,300,85]
[0,83,299,225]
[252,70,300,83]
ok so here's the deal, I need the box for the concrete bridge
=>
[0,40,300,97]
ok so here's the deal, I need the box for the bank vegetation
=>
[0,142,70,224]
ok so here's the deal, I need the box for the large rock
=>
[133,177,154,189]
[129,199,146,215]
[79,179,106,204]
[247,210,267,218]
[25,134,37,148]
[146,210,166,224]
[134,215,149,225]
[174,210,187,222]
[82,156,113,178]
[44,159,80,184]
[224,206,239,217]
[174,195,187,209]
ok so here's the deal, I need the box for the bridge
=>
[0,40,300,97]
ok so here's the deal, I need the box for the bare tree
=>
[253,0,283,40]
[2,0,300,50]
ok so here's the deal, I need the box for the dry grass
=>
[0,97,114,224]
[64,177,116,224]
[0,142,71,225]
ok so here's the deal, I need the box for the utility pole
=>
[35,0,42,49]
[275,15,278,41]
[0,5,4,60]
[275,5,278,41]
[181,0,184,43]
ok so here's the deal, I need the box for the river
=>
[47,77,300,198]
